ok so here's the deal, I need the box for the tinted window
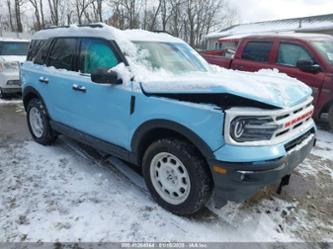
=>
[27,40,46,61]
[242,41,273,62]
[48,38,76,71]
[0,41,29,56]
[79,38,120,74]
[34,39,52,65]
[277,43,313,66]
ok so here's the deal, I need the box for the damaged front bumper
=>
[209,129,316,208]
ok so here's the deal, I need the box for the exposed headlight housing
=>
[230,116,279,142]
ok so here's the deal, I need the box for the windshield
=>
[133,41,209,74]
[311,40,333,65]
[0,41,29,56]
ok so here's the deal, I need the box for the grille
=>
[6,80,21,86]
[284,129,314,152]
[272,98,314,139]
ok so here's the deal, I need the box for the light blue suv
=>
[21,24,316,215]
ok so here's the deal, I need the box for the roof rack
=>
[153,30,172,35]
[43,23,104,30]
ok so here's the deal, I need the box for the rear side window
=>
[242,41,273,62]
[79,38,120,74]
[277,43,313,66]
[34,39,52,65]
[48,38,76,71]
[27,40,46,61]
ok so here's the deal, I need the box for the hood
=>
[0,55,26,63]
[141,69,312,109]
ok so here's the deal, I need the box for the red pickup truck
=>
[201,33,333,129]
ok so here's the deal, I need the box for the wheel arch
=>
[23,87,48,113]
[131,119,215,166]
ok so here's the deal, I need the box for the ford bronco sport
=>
[21,24,316,216]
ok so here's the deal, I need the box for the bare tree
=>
[48,0,60,25]
[73,0,93,25]
[91,0,103,22]
[6,0,15,31]
[108,0,141,29]
[14,0,25,32]
[29,0,45,30]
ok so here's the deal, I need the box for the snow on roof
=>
[207,13,333,39]
[217,32,333,42]
[32,23,184,44]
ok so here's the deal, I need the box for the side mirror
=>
[296,60,321,73]
[91,68,122,85]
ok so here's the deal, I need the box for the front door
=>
[65,37,131,149]
[272,41,325,106]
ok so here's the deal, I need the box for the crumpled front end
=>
[209,97,316,207]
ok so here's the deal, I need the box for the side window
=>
[34,39,52,65]
[79,38,120,74]
[277,43,313,67]
[47,38,76,71]
[27,40,46,61]
[242,41,273,62]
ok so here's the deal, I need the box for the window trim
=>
[32,36,128,72]
[276,41,315,68]
[241,40,274,64]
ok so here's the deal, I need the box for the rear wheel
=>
[142,138,213,216]
[328,105,333,131]
[0,88,7,99]
[27,98,57,145]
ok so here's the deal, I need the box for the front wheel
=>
[142,138,213,216]
[27,98,57,145]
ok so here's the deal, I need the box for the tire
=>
[0,88,7,99]
[329,105,333,131]
[27,98,57,145]
[142,138,213,216]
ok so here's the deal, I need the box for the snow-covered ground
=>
[0,100,332,243]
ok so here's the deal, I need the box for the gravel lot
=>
[0,99,332,243]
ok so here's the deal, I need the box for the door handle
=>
[39,76,49,84]
[72,84,86,93]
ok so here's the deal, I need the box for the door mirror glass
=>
[91,69,122,85]
[296,60,321,73]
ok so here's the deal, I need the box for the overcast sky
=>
[231,0,333,23]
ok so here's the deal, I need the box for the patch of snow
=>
[311,129,333,161]
[296,129,333,179]
[0,140,302,242]
[0,99,22,105]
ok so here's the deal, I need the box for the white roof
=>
[207,13,333,39]
[32,23,184,44]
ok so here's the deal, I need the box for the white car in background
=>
[0,38,29,98]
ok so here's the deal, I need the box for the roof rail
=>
[43,23,104,30]
[153,30,172,35]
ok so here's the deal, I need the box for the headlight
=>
[230,116,279,142]
[0,61,19,72]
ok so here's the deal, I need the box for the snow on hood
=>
[140,67,312,109]
[0,55,26,63]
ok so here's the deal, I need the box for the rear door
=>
[271,40,325,105]
[231,39,274,72]
[41,37,79,124]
